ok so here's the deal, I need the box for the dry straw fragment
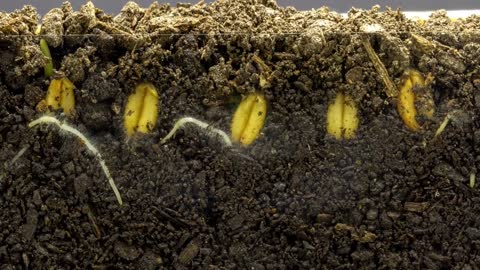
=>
[361,36,398,98]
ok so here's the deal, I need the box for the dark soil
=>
[1,1,480,269]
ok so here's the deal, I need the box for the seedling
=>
[161,93,267,147]
[470,173,476,189]
[28,116,123,205]
[39,38,53,77]
[45,77,75,117]
[124,83,159,137]
[161,117,232,147]
[326,92,359,140]
[231,93,267,145]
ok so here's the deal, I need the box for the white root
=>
[28,116,123,205]
[0,146,29,182]
[11,146,28,165]
[160,116,232,147]
[434,114,451,138]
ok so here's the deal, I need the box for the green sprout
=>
[39,38,53,77]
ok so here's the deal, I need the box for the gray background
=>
[1,0,479,15]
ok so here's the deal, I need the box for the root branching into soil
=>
[28,116,123,205]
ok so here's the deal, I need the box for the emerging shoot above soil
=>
[39,38,53,77]
[28,116,123,205]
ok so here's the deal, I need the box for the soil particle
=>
[19,208,38,240]
[41,8,65,48]
[465,227,480,240]
[437,52,466,74]
[433,162,467,184]
[0,5,38,35]
[60,45,97,83]
[177,238,200,266]
[74,173,90,198]
[114,241,142,261]
[24,85,44,107]
[404,202,429,214]
[136,250,163,270]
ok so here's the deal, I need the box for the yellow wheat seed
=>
[397,69,434,132]
[231,93,267,146]
[326,92,359,140]
[397,77,420,131]
[124,83,159,137]
[46,77,75,116]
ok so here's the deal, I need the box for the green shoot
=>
[39,39,53,77]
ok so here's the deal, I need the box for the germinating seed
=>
[46,77,75,117]
[326,92,359,140]
[231,93,267,146]
[124,83,159,137]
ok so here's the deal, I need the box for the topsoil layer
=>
[1,0,480,269]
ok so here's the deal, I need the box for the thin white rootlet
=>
[11,146,28,165]
[0,146,29,181]
[471,173,476,189]
[434,114,451,138]
[161,116,233,146]
[28,116,123,205]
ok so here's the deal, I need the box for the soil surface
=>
[1,1,480,269]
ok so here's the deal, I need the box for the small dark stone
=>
[136,250,163,270]
[74,173,90,198]
[178,240,200,265]
[351,250,374,262]
[227,215,244,231]
[20,208,38,240]
[366,209,378,220]
[114,241,142,261]
[465,227,480,240]
[316,213,333,224]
